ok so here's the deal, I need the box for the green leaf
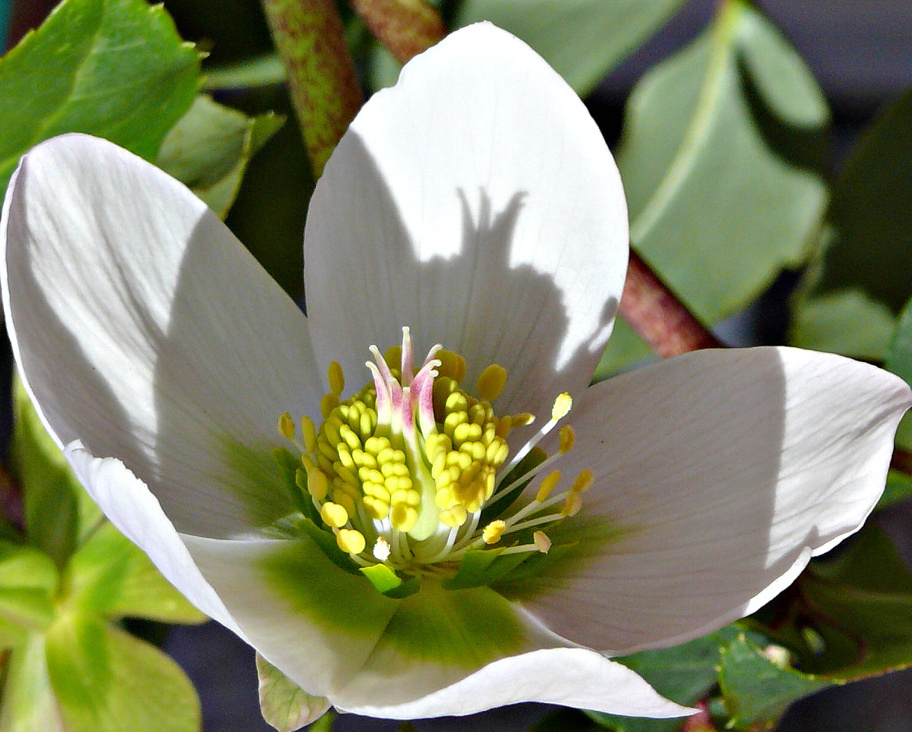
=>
[11,377,100,568]
[202,54,287,90]
[66,522,206,625]
[718,634,831,731]
[0,632,66,732]
[797,525,912,678]
[0,0,200,195]
[791,86,912,359]
[45,612,201,732]
[156,94,284,218]
[587,626,741,732]
[877,470,912,510]
[255,653,331,732]
[0,542,59,646]
[612,0,828,369]
[452,0,687,96]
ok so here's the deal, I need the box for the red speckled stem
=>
[349,0,446,63]
[261,0,364,178]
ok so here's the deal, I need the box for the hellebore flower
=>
[2,23,909,723]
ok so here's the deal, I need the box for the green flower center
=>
[275,328,590,593]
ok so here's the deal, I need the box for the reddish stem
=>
[620,250,724,358]
[349,0,446,63]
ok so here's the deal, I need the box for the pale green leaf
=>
[45,612,201,732]
[157,94,285,218]
[0,0,199,196]
[256,653,331,732]
[609,0,828,371]
[202,54,287,90]
[0,632,66,732]
[66,522,206,625]
[453,0,687,95]
[791,86,912,358]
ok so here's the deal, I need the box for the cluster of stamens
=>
[277,327,592,583]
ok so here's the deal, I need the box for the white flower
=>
[1,23,908,723]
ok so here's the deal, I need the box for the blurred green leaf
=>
[157,94,285,218]
[586,627,741,732]
[877,471,912,510]
[66,522,206,625]
[0,542,58,646]
[46,612,200,732]
[618,0,828,348]
[0,632,66,732]
[256,652,331,732]
[0,0,200,196]
[718,634,830,731]
[453,0,686,96]
[791,86,912,359]
[797,525,912,678]
[202,54,286,90]
[10,378,99,569]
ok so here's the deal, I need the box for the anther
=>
[337,529,366,555]
[559,425,575,453]
[535,470,562,503]
[328,361,345,396]
[278,412,296,441]
[571,470,594,493]
[533,531,552,554]
[320,393,340,419]
[301,415,317,453]
[320,502,349,529]
[561,492,583,517]
[552,393,573,420]
[483,520,507,545]
[477,364,508,402]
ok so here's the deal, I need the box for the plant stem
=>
[349,0,446,63]
[620,250,724,358]
[261,0,364,178]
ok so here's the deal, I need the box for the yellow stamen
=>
[321,393,340,419]
[559,425,575,453]
[561,492,583,517]
[476,364,507,402]
[278,412,296,440]
[307,468,329,502]
[439,505,468,528]
[536,470,562,503]
[328,361,345,396]
[533,531,552,554]
[571,470,594,493]
[337,529,366,555]
[511,412,535,428]
[385,344,402,370]
[436,349,467,383]
[320,502,349,529]
[483,520,507,545]
[552,393,573,421]
[301,415,317,453]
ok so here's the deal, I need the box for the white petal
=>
[305,23,627,417]
[335,647,691,720]
[510,347,910,654]
[181,534,399,698]
[64,444,244,639]
[2,134,323,538]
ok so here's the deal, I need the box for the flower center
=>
[276,327,591,593]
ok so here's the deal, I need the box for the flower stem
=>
[620,249,724,358]
[261,0,364,178]
[349,0,446,63]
